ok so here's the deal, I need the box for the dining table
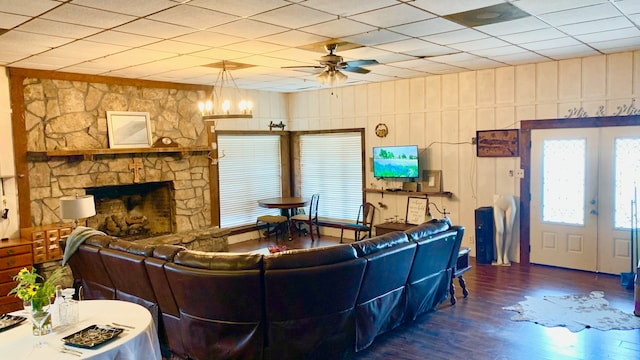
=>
[257,196,310,239]
[0,299,162,359]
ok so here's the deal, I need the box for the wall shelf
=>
[364,188,453,198]
[26,146,210,161]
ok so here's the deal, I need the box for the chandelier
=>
[198,61,253,120]
[316,67,347,86]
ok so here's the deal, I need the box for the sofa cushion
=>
[263,243,357,270]
[404,218,451,242]
[152,245,186,261]
[351,231,409,257]
[174,250,262,270]
[85,235,114,248]
[108,239,155,257]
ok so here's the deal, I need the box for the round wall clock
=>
[375,123,388,138]
[153,137,178,147]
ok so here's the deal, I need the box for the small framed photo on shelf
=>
[406,197,428,225]
[106,111,152,149]
[421,170,442,192]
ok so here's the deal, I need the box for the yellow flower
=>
[27,285,38,296]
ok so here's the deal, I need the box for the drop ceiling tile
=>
[0,0,59,16]
[349,3,435,28]
[9,55,78,70]
[514,0,609,16]
[211,19,288,39]
[538,3,622,27]
[71,0,176,17]
[41,3,135,28]
[428,52,483,64]
[410,0,505,16]
[252,4,336,29]
[591,37,640,52]
[342,29,409,46]
[190,47,252,61]
[374,38,435,53]
[353,51,415,65]
[263,48,320,63]
[614,0,640,14]
[535,44,599,59]
[559,17,635,36]
[0,50,33,64]
[0,30,73,51]
[115,19,195,39]
[499,28,566,44]
[109,55,211,77]
[470,45,530,57]
[0,12,30,28]
[148,5,238,30]
[449,37,510,52]
[453,58,506,70]
[299,18,376,39]
[296,0,397,17]
[492,51,550,65]
[35,40,129,60]
[423,28,488,45]
[16,19,102,39]
[223,40,286,55]
[371,64,427,78]
[237,54,317,68]
[389,17,464,37]
[188,0,290,17]
[88,48,176,69]
[409,59,465,74]
[86,31,162,47]
[258,30,329,47]
[575,27,640,43]
[142,40,210,54]
[173,31,244,48]
[474,16,548,36]
[519,36,583,51]
[403,43,459,58]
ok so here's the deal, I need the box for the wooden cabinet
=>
[21,224,73,263]
[0,238,32,314]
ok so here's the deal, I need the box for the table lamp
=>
[60,194,96,228]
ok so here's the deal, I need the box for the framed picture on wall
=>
[421,170,442,192]
[476,129,519,157]
[106,111,153,149]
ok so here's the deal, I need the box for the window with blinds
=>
[299,132,363,220]
[218,134,282,227]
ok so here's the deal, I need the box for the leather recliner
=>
[164,251,265,360]
[65,235,116,300]
[350,231,417,352]
[263,244,366,360]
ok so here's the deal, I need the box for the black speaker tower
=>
[475,206,495,264]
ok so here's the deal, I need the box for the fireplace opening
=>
[86,181,175,239]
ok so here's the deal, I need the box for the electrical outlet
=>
[471,137,477,145]
[516,169,525,178]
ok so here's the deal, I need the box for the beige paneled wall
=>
[289,50,640,261]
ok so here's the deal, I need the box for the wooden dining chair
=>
[340,202,376,243]
[291,193,320,241]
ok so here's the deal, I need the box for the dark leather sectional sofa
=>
[64,219,464,360]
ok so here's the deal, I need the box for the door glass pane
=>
[614,138,640,229]
[542,139,585,225]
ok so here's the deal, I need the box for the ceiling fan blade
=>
[344,59,379,67]
[342,66,371,74]
[281,65,324,69]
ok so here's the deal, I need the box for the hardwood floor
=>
[229,235,640,360]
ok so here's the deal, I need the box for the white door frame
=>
[519,116,640,266]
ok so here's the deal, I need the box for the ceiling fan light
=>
[335,70,347,83]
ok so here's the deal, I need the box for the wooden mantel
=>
[26,146,210,161]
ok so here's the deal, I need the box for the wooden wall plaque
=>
[476,129,519,157]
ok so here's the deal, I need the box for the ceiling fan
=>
[283,43,379,85]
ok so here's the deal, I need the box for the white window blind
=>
[299,132,363,220]
[218,134,282,227]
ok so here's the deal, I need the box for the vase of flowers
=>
[9,267,63,337]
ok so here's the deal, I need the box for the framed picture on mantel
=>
[106,111,153,149]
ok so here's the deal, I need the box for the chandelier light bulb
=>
[221,99,230,113]
[205,100,213,112]
[198,102,205,114]
[239,100,247,112]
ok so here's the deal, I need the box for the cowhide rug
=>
[503,291,640,332]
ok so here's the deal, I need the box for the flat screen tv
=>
[373,145,419,179]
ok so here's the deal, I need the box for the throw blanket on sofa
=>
[62,226,108,266]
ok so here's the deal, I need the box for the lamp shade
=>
[60,195,96,220]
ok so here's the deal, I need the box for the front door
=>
[530,127,640,274]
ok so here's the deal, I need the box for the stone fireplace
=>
[86,181,175,239]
